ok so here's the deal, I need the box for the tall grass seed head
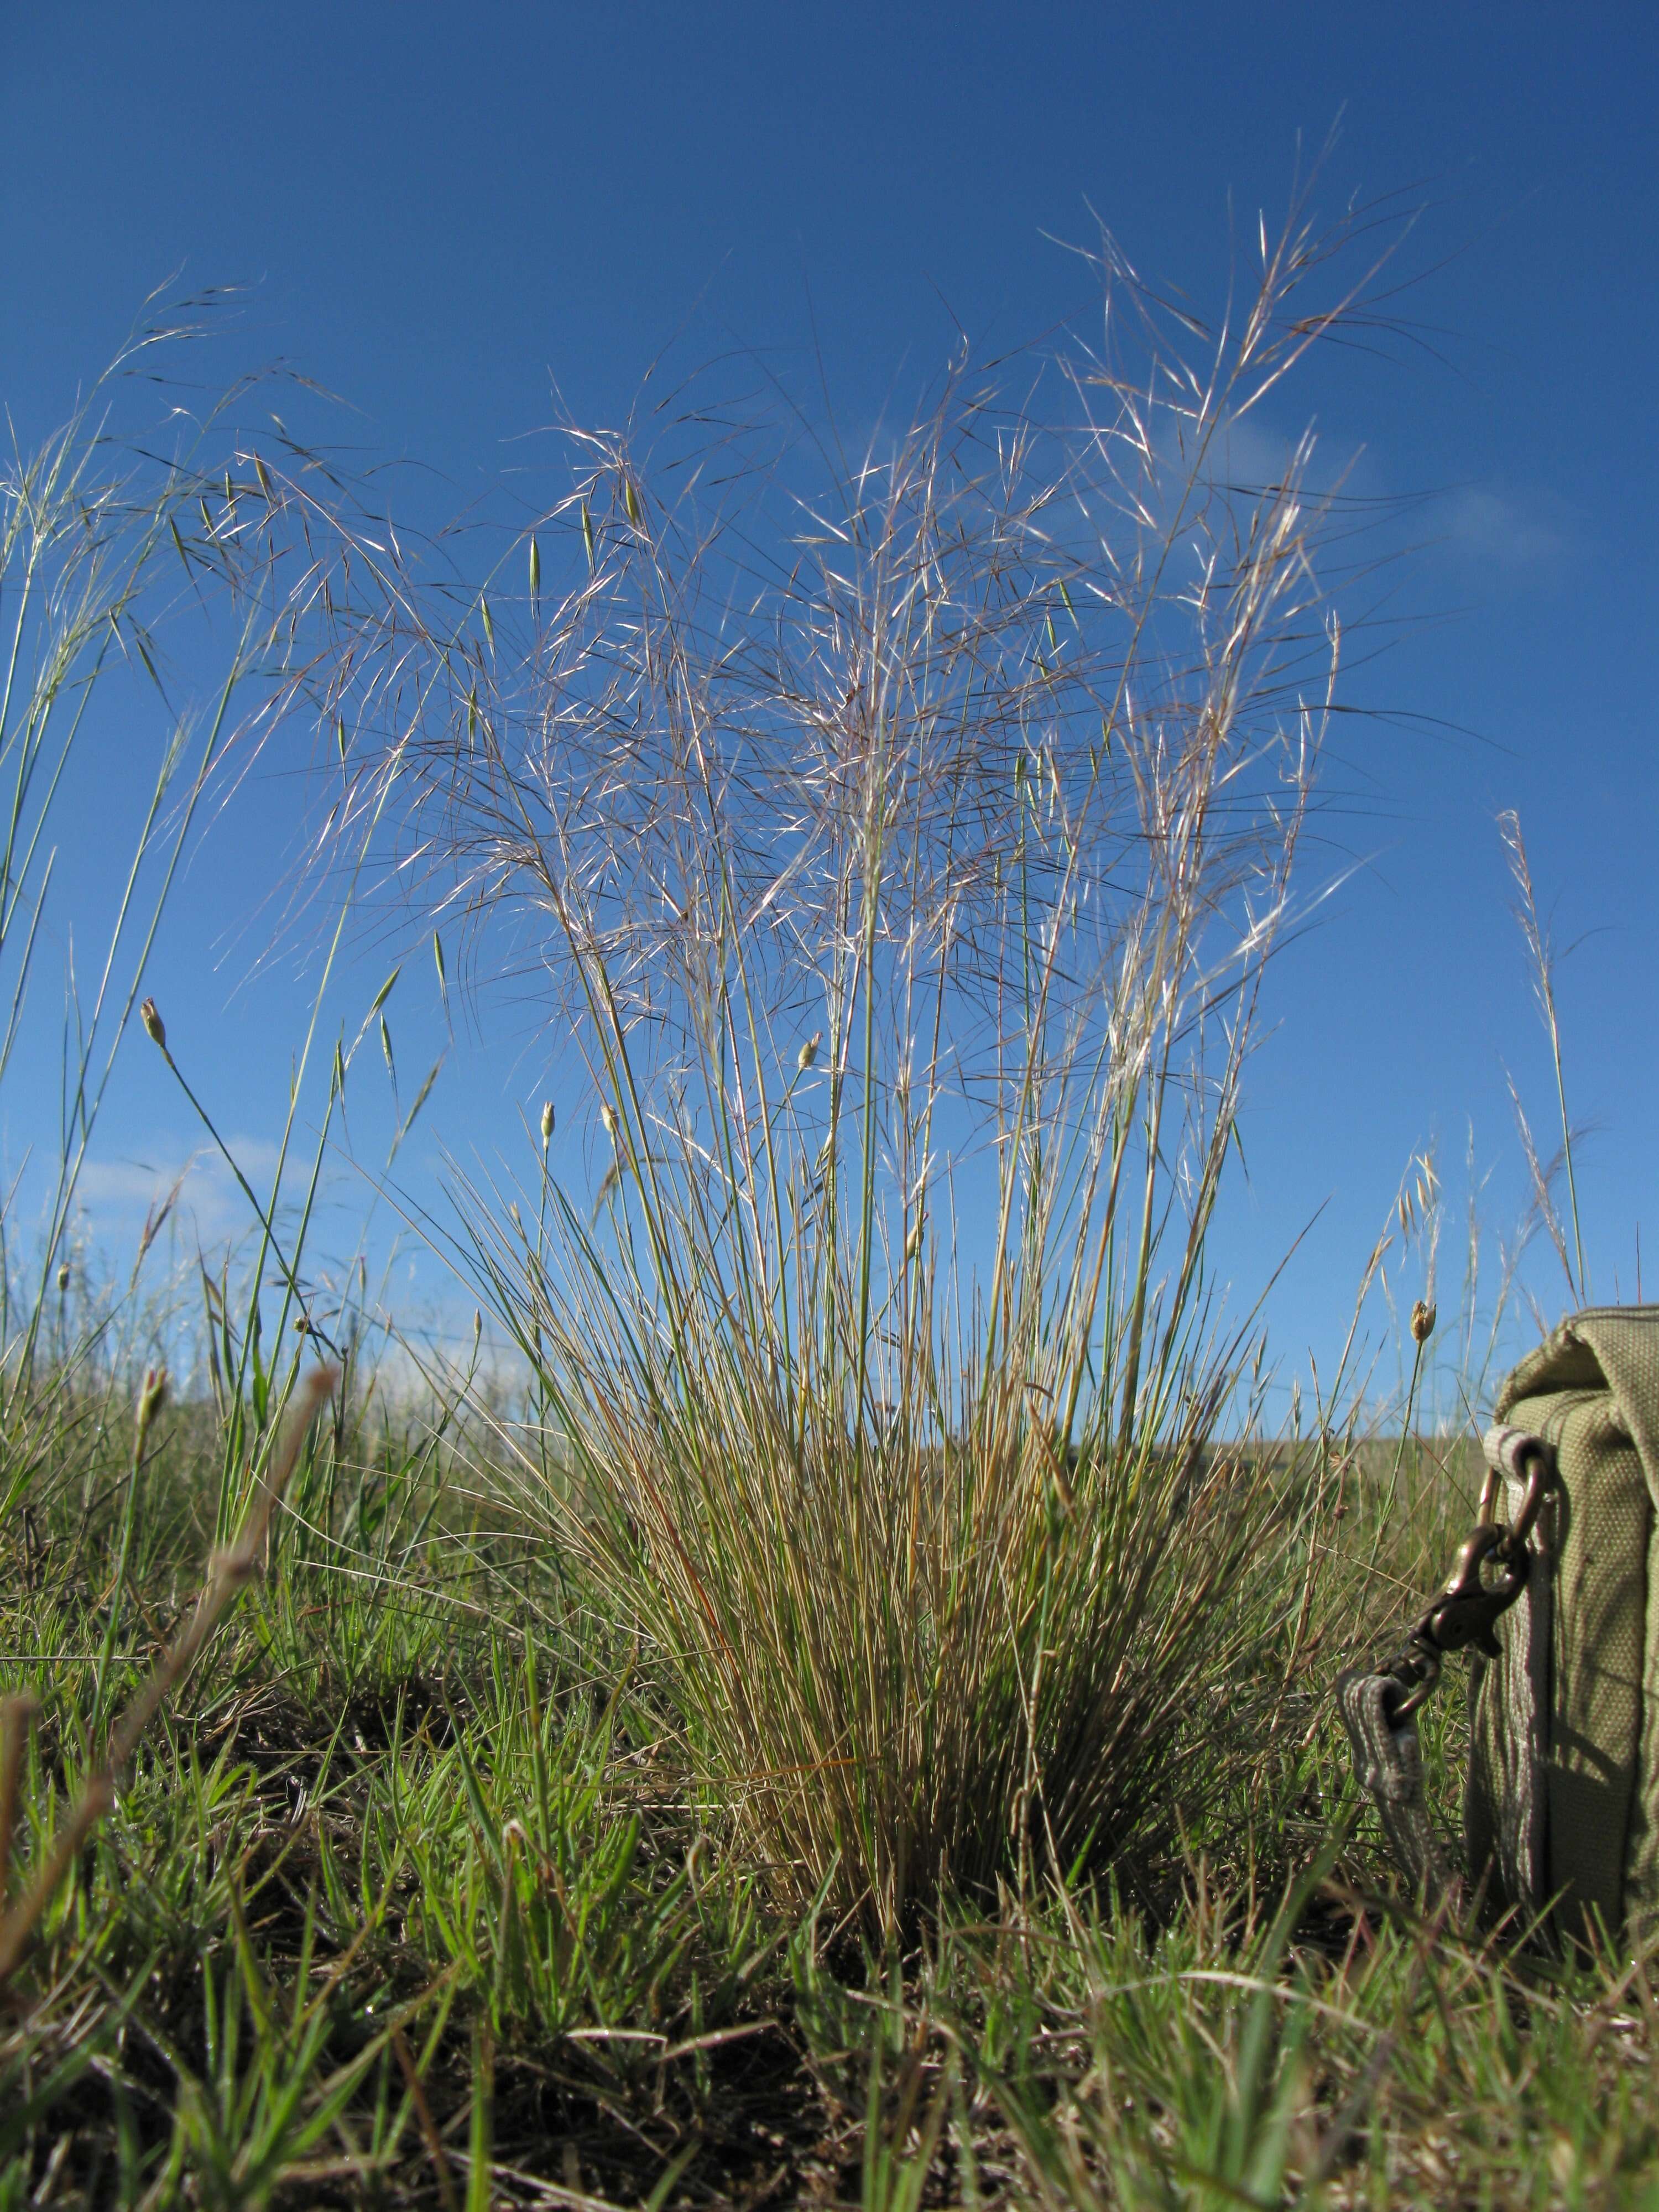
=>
[136,1366,169,1434]
[1411,1298,1437,1345]
[140,997,167,1052]
[599,1099,619,1140]
[797,1031,821,1071]
[541,1098,555,1146]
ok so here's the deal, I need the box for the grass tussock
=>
[313,194,1373,1938]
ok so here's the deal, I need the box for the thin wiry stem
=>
[1499,808,1586,1303]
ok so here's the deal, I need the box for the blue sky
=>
[2,2,1655,1400]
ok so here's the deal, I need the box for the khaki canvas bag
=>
[1341,1306,1659,1943]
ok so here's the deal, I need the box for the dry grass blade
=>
[0,1693,39,1906]
[0,1364,337,1992]
[392,2025,460,2212]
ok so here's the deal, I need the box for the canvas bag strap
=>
[1336,1668,1458,1901]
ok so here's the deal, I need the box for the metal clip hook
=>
[1420,1522,1530,1660]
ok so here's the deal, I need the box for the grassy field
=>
[7,215,1659,2208]
[6,1374,1659,2209]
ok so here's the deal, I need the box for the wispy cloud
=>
[76,1136,306,1245]
[1440,484,1572,573]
